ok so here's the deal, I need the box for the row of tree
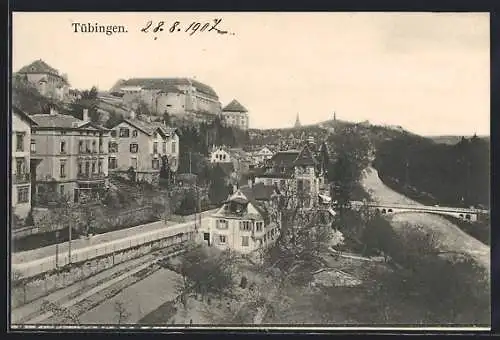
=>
[374,134,489,208]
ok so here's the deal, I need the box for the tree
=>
[327,126,370,214]
[163,111,172,126]
[175,244,237,307]
[262,180,332,288]
[81,86,98,100]
[159,155,172,182]
[114,301,131,324]
[208,165,231,206]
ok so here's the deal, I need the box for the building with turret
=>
[15,59,70,101]
[221,99,249,130]
[110,77,221,117]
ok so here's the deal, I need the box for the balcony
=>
[77,172,107,182]
[13,173,30,184]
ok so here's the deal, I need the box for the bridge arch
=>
[388,209,393,213]
[381,209,386,214]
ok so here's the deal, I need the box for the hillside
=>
[427,135,490,145]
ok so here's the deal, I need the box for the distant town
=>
[11,59,490,328]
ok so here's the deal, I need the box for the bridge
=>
[350,201,489,222]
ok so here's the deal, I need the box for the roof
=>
[118,78,219,99]
[294,145,318,166]
[17,60,68,83]
[270,150,300,167]
[241,183,276,201]
[123,119,178,137]
[222,99,248,113]
[30,113,85,129]
[13,107,37,126]
[31,114,108,131]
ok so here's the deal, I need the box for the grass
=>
[138,300,177,324]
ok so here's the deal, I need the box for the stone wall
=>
[11,231,192,309]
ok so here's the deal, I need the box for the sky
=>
[12,12,490,136]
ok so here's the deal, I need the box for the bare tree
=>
[114,301,131,324]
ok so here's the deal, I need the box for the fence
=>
[13,221,194,279]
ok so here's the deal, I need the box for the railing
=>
[13,173,30,184]
[12,219,199,279]
[77,172,107,180]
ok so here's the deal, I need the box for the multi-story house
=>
[108,113,180,185]
[253,145,320,208]
[15,59,70,101]
[221,99,249,130]
[110,78,221,116]
[251,146,274,166]
[30,108,110,204]
[12,107,37,220]
[205,188,279,254]
[209,145,232,164]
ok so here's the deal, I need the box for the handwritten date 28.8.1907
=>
[140,18,234,39]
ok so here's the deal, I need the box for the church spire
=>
[294,113,301,128]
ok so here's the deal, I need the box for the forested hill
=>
[373,134,489,209]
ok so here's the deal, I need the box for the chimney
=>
[83,108,89,122]
[49,106,58,115]
[233,183,238,194]
[129,110,136,120]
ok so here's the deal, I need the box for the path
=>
[361,167,490,272]
[13,209,216,264]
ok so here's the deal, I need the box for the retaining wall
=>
[11,231,192,309]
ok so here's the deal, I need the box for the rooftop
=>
[222,99,248,113]
[17,59,68,83]
[124,118,178,137]
[117,78,219,99]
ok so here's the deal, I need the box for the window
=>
[162,142,167,153]
[131,158,137,169]
[16,132,25,151]
[60,185,65,197]
[216,219,228,229]
[119,128,130,137]
[219,235,227,244]
[91,162,96,173]
[17,186,29,203]
[108,157,117,169]
[16,158,25,175]
[153,142,158,154]
[132,130,138,137]
[240,221,252,231]
[85,162,90,174]
[110,130,117,138]
[171,141,176,153]
[130,143,138,153]
[60,160,66,178]
[60,140,66,153]
[241,236,249,247]
[30,139,36,153]
[153,132,158,138]
[256,222,263,232]
[92,140,97,153]
[98,160,102,173]
[79,140,84,153]
[152,159,160,169]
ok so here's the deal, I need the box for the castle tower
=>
[294,113,301,128]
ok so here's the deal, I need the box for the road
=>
[13,209,217,265]
[361,167,490,272]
